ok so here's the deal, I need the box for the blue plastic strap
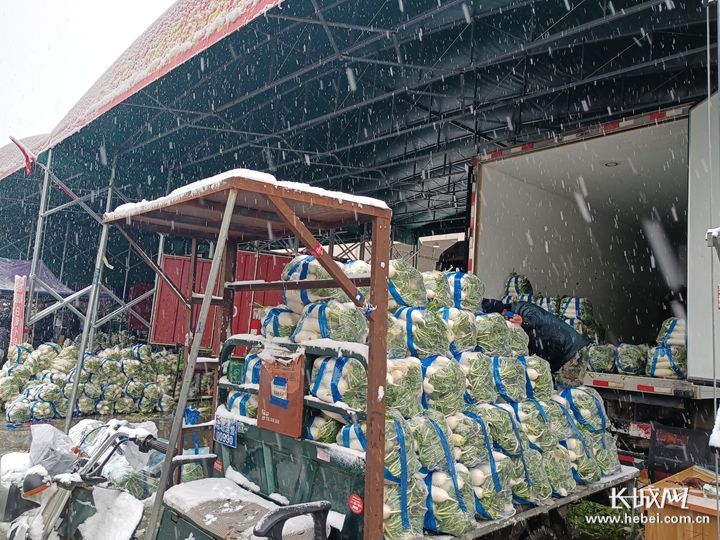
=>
[330,357,349,403]
[463,411,501,492]
[317,304,330,338]
[517,355,535,399]
[395,420,411,531]
[423,474,437,531]
[492,355,516,403]
[227,392,243,412]
[453,272,463,309]
[420,356,438,409]
[311,358,331,397]
[239,393,251,415]
[341,423,366,449]
[388,279,406,307]
[398,307,421,358]
[427,417,467,513]
[562,387,606,434]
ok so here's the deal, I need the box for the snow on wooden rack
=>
[104,168,389,222]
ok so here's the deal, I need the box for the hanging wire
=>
[706,3,720,531]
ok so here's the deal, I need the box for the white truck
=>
[466,96,719,473]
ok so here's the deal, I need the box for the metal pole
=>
[25,149,53,328]
[63,162,115,433]
[54,222,71,336]
[122,248,132,301]
[146,189,238,540]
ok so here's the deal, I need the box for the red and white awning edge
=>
[0,0,283,183]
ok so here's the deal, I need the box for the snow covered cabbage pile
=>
[305,413,342,443]
[292,301,368,344]
[261,306,299,338]
[504,273,533,297]
[507,324,529,356]
[459,351,497,404]
[423,270,452,307]
[436,307,477,358]
[559,297,594,323]
[475,313,512,355]
[509,448,552,504]
[522,356,553,401]
[446,271,485,312]
[420,355,466,414]
[583,344,617,373]
[647,344,686,379]
[281,255,342,312]
[491,355,527,403]
[395,307,451,359]
[615,344,647,375]
[657,317,686,346]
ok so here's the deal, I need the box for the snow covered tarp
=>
[0,257,73,296]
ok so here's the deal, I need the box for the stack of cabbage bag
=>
[582,344,617,373]
[647,317,686,379]
[226,352,261,419]
[559,297,600,343]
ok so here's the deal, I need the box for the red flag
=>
[9,136,36,176]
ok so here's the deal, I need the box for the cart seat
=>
[163,478,325,539]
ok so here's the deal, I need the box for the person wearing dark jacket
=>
[481,299,590,385]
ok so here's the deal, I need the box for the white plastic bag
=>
[29,424,76,476]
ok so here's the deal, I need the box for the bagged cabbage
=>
[548,397,600,484]
[261,306,300,338]
[657,317,686,346]
[25,343,59,374]
[421,356,466,415]
[23,383,61,403]
[40,370,67,388]
[561,386,608,433]
[522,356,553,401]
[6,344,32,364]
[158,393,175,413]
[534,296,559,316]
[469,452,515,520]
[492,355,527,403]
[155,374,173,393]
[383,476,427,540]
[281,255,342,311]
[446,412,490,466]
[423,464,475,536]
[114,397,136,415]
[125,380,145,399]
[51,346,78,372]
[615,344,647,374]
[29,401,56,421]
[95,400,114,415]
[101,384,123,402]
[83,354,102,373]
[83,382,102,400]
[386,315,407,358]
[100,359,121,377]
[647,344,686,379]
[559,297,593,323]
[507,324,529,356]
[306,414,342,443]
[512,400,558,452]
[475,313,512,355]
[385,358,423,418]
[386,259,427,310]
[384,414,421,481]
[509,448,552,504]
[336,422,366,452]
[89,371,109,386]
[583,345,616,373]
[446,271,485,312]
[106,372,129,388]
[55,398,69,418]
[585,430,621,476]
[5,362,31,383]
[62,383,83,399]
[77,397,97,415]
[395,307,451,359]
[152,349,179,375]
[565,318,595,340]
[292,301,368,344]
[543,446,576,497]
[227,391,257,418]
[436,307,477,358]
[0,376,20,401]
[132,344,152,363]
[137,396,157,414]
[504,272,533,296]
[459,351,497,404]
[407,409,456,470]
[142,383,161,402]
[423,271,452,307]
[6,400,30,423]
[471,403,525,457]
[242,353,262,385]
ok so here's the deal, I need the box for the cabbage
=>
[395,307,451,359]
[445,413,490,466]
[475,313,512,355]
[89,371,109,386]
[421,356,466,415]
[384,358,423,418]
[386,315,408,358]
[261,306,300,338]
[647,344,686,379]
[407,409,456,471]
[132,344,152,363]
[142,383,161,402]
[383,476,427,540]
[543,446,577,497]
[63,383,84,399]
[471,403,525,457]
[281,255,343,311]
[562,386,608,433]
[523,356,553,401]
[100,359,121,377]
[508,325,529,356]
[584,430,621,477]
[83,354,102,373]
[559,297,594,323]
[55,398,69,418]
[23,383,61,403]
[292,301,368,344]
[504,272,533,296]
[114,397,136,415]
[306,414,342,442]
[446,272,485,312]
[158,394,175,413]
[6,344,32,364]
[657,317,686,346]
[95,400,114,415]
[459,351,497,404]
[242,354,262,385]
[0,376,20,401]
[423,271,452,308]
[6,399,30,423]
[83,383,103,400]
[25,343,59,374]
[40,370,67,388]
[386,259,427,310]
[615,344,647,375]
[423,465,476,536]
[583,345,616,373]
[77,397,96,415]
[492,356,527,403]
[5,362,31,383]
[469,453,515,520]
[101,384,123,402]
[137,397,157,414]
[125,380,145,399]
[436,308,477,358]
[510,449,552,504]
[29,401,56,421]
[514,400,559,452]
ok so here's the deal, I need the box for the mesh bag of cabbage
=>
[261,306,300,338]
[504,272,533,296]
[394,307,451,359]
[292,301,369,344]
[446,272,485,312]
[436,307,477,359]
[423,270,452,308]
[646,344,686,379]
[420,356,466,415]
[475,313,512,356]
[281,255,344,312]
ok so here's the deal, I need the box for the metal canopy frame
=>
[69,172,391,539]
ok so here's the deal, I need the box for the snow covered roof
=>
[103,168,390,239]
[0,0,283,182]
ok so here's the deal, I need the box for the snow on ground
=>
[0,452,31,487]
[77,487,143,540]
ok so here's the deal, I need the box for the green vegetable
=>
[446,272,485,312]
[385,358,423,418]
[142,383,161,402]
[95,400,114,415]
[583,345,616,373]
[261,306,299,338]
[55,398,69,418]
[384,413,421,481]
[534,296,559,316]
[471,403,525,456]
[424,466,475,536]
[423,271,452,308]
[83,382,102,400]
[83,354,102,373]
[469,453,515,520]
[436,307,477,357]
[510,449,552,504]
[504,272,533,296]
[6,399,30,423]
[657,317,686,346]
[102,384,123,402]
[508,326,529,356]
[386,315,408,358]
[24,383,61,403]
[282,255,342,311]
[584,430,621,476]
[386,259,427,310]
[515,400,559,452]
[395,307,451,359]
[543,446,577,497]
[492,356,527,403]
[40,370,67,388]
[562,386,608,433]
[120,358,142,378]
[407,409,456,471]
[77,397,96,415]
[475,313,512,355]
[615,344,647,374]
[24,343,59,374]
[6,344,32,364]
[114,397,136,415]
[137,396,157,414]
[646,344,687,379]
[459,351,497,404]
[292,301,369,344]
[125,380,145,399]
[421,355,466,415]
[227,391,258,418]
[306,414,342,442]
[446,413,490,466]
[29,401,56,420]
[524,356,553,401]
[383,476,427,539]
[0,376,20,401]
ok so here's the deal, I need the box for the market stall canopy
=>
[0,0,282,182]
[0,257,73,296]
